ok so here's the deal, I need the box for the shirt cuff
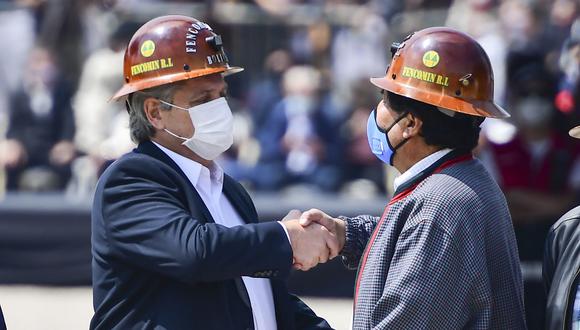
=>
[277,221,291,245]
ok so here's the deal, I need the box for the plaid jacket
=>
[341,152,526,329]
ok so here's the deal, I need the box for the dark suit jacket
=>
[91,141,331,330]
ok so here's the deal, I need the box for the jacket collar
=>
[393,148,452,191]
[135,141,256,224]
[393,149,472,197]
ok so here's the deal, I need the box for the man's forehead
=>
[180,75,227,94]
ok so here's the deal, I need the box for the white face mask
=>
[160,97,234,160]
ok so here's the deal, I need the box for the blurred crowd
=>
[0,0,578,255]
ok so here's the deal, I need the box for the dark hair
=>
[385,91,484,152]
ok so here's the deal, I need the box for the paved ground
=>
[0,285,352,329]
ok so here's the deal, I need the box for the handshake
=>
[281,209,346,271]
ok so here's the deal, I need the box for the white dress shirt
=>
[153,142,277,330]
[393,148,452,191]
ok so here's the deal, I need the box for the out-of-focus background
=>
[0,0,577,329]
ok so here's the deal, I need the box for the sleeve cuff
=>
[278,221,291,245]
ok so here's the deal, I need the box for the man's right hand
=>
[282,219,339,271]
[299,209,346,254]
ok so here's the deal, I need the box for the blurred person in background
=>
[69,21,139,198]
[330,9,389,109]
[300,28,526,329]
[340,80,386,196]
[481,95,579,260]
[0,0,36,102]
[543,124,580,330]
[246,49,292,131]
[0,47,75,191]
[91,15,335,329]
[0,0,37,193]
[290,21,331,70]
[256,65,341,191]
[500,0,576,95]
[224,49,293,188]
[32,0,87,86]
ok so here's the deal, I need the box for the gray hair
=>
[127,83,181,144]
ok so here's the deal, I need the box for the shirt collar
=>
[393,148,453,191]
[152,141,224,189]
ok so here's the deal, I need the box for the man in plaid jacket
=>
[301,28,527,329]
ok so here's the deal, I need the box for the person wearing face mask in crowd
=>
[255,65,341,191]
[481,95,580,260]
[0,47,76,191]
[91,16,336,330]
[300,28,527,329]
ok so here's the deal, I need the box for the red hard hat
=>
[371,27,509,118]
[112,15,243,101]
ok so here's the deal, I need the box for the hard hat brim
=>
[111,66,244,102]
[370,76,510,119]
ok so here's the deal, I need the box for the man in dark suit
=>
[91,16,338,329]
[1,47,76,191]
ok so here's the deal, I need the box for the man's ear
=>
[402,112,423,139]
[143,98,165,130]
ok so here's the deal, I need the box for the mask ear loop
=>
[158,99,188,111]
[164,128,188,141]
[156,98,190,140]
[379,111,410,165]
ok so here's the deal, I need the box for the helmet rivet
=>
[392,73,397,80]
[183,64,190,71]
[455,90,461,96]
[459,74,472,87]
[125,76,130,83]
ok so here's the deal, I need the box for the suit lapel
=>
[135,141,215,223]
[223,176,257,224]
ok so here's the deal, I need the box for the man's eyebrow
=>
[188,91,210,103]
[187,85,228,103]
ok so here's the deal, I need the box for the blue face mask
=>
[366,109,409,166]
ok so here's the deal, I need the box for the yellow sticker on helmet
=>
[422,50,440,68]
[140,40,156,58]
